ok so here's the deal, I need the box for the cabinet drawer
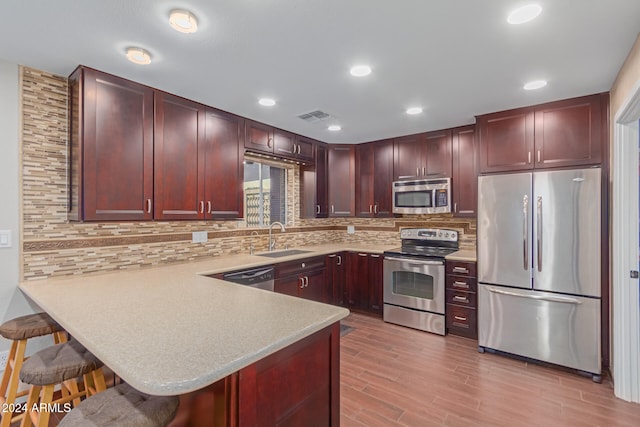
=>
[445,289,477,308]
[276,256,326,278]
[446,305,477,339]
[446,275,477,292]
[446,260,476,277]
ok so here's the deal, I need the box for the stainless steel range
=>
[383,228,459,335]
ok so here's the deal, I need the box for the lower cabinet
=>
[326,252,346,306]
[346,252,383,316]
[445,260,478,339]
[274,256,328,303]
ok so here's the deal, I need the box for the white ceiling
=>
[1,1,639,143]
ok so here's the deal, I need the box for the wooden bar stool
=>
[19,338,107,427]
[58,382,179,427]
[0,313,67,427]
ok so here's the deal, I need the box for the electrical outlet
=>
[0,350,9,370]
[347,225,355,234]
[192,231,208,243]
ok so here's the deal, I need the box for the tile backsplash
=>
[20,66,476,280]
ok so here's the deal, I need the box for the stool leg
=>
[92,368,107,394]
[20,385,41,427]
[0,339,27,427]
[61,378,82,407]
[34,385,54,427]
[53,331,67,344]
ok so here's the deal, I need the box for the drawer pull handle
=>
[453,281,469,289]
[452,267,469,274]
[453,296,469,303]
[454,316,467,322]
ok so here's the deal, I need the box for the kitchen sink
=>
[257,249,312,258]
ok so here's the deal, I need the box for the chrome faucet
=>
[268,221,285,252]
[249,230,260,255]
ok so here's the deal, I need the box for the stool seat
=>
[59,383,179,427]
[19,338,103,386]
[0,312,62,340]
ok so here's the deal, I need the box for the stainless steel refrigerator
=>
[477,167,601,380]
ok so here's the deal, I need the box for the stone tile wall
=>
[20,66,476,280]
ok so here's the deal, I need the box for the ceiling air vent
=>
[297,110,332,123]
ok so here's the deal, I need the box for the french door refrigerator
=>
[477,167,601,380]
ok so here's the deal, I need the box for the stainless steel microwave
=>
[392,178,451,214]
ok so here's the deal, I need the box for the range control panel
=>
[400,228,458,243]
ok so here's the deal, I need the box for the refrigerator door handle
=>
[487,287,582,304]
[537,196,542,272]
[523,195,529,270]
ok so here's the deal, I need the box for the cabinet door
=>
[346,252,369,311]
[244,120,274,153]
[452,125,477,216]
[328,146,355,217]
[204,109,244,219]
[302,268,327,303]
[273,129,297,158]
[355,143,374,217]
[154,92,205,220]
[300,143,328,218]
[478,108,534,173]
[393,134,424,180]
[327,253,346,306]
[368,254,383,315]
[534,94,604,168]
[274,275,302,297]
[76,68,154,221]
[373,139,394,217]
[294,136,315,163]
[424,129,453,177]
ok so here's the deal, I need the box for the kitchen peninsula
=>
[19,250,352,425]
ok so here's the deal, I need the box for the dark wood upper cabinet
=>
[478,107,536,173]
[300,143,328,218]
[328,145,355,217]
[204,109,244,219]
[244,120,274,154]
[294,136,316,163]
[68,66,154,221]
[452,125,477,216]
[356,140,393,217]
[393,134,424,180]
[272,129,296,158]
[393,130,452,180]
[534,94,605,169]
[154,93,205,220]
[478,93,606,173]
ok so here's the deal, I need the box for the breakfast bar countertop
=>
[18,250,357,396]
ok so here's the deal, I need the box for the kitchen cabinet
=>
[275,256,327,303]
[244,119,274,154]
[273,131,315,163]
[355,140,394,217]
[445,260,477,339]
[68,66,154,221]
[326,252,346,306]
[154,95,244,220]
[452,125,477,216]
[393,130,452,180]
[300,143,329,218]
[346,252,383,316]
[478,93,606,173]
[328,145,355,217]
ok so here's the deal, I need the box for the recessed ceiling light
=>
[507,4,542,25]
[406,107,423,115]
[169,9,198,33]
[350,65,372,77]
[328,125,341,131]
[126,47,151,65]
[258,98,276,107]
[523,80,547,90]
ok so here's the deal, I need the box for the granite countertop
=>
[445,249,477,262]
[18,243,394,396]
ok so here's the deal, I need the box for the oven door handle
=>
[384,256,444,266]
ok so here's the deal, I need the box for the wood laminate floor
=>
[340,313,640,427]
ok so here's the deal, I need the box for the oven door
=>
[383,256,445,314]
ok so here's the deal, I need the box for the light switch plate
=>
[347,225,355,235]
[192,231,208,243]
[0,230,11,248]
